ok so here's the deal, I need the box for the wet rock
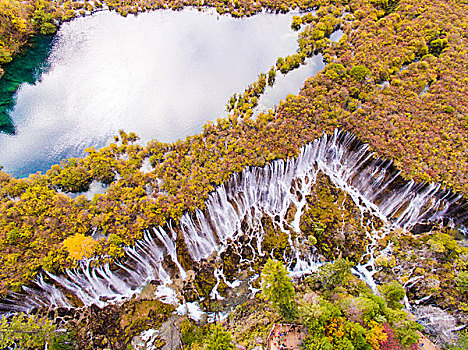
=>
[199,313,208,326]
[138,282,158,300]
[186,269,196,282]
[411,222,435,235]
[59,298,174,349]
[159,315,183,350]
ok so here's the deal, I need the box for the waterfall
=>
[0,227,183,311]
[1,130,465,313]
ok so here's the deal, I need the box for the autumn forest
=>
[0,0,467,348]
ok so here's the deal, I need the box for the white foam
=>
[176,302,205,322]
[155,285,179,305]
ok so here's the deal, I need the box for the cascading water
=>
[1,130,466,313]
[0,228,184,312]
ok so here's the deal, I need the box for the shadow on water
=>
[0,35,55,135]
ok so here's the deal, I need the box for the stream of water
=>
[2,130,465,314]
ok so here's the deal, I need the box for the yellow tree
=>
[63,233,98,261]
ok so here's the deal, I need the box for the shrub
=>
[349,65,370,82]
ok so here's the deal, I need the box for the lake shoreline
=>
[0,9,316,177]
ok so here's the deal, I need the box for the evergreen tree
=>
[261,258,297,320]
[317,258,354,289]
[378,281,405,310]
[205,324,234,350]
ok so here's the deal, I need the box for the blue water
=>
[0,36,54,135]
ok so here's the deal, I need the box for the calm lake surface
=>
[0,9,322,177]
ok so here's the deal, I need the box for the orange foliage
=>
[366,321,388,350]
[325,317,345,340]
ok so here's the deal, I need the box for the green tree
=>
[344,321,371,350]
[340,295,383,324]
[291,15,302,30]
[48,158,92,193]
[428,38,448,56]
[378,281,405,309]
[205,324,234,350]
[0,313,66,349]
[447,331,468,350]
[349,65,370,82]
[268,66,276,86]
[303,336,334,350]
[456,271,468,293]
[335,337,355,350]
[261,258,297,320]
[180,318,205,347]
[316,258,354,289]
[0,44,13,64]
[299,299,340,333]
[32,0,58,35]
[394,320,423,348]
